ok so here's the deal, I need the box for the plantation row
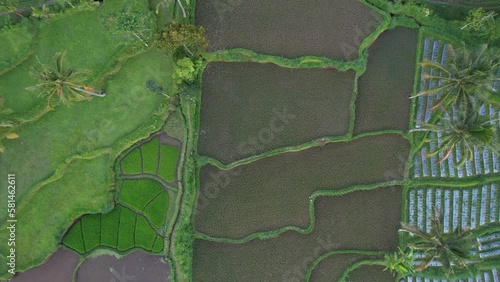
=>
[405,268,499,282]
[407,184,499,234]
[413,39,500,178]
[63,205,163,254]
[478,232,500,259]
[120,135,180,183]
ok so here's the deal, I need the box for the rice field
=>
[346,265,394,282]
[354,27,418,134]
[193,187,402,281]
[195,0,383,60]
[412,38,500,179]
[308,253,374,282]
[195,134,409,238]
[198,62,355,164]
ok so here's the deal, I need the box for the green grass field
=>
[0,155,113,274]
[0,21,34,72]
[0,0,174,276]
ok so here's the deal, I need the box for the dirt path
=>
[424,0,500,9]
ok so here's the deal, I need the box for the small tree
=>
[173,57,198,85]
[462,8,500,41]
[399,211,481,276]
[383,247,415,280]
[159,20,208,57]
[27,52,105,108]
[410,44,500,111]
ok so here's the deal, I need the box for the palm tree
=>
[411,44,500,110]
[399,211,481,276]
[383,247,415,280]
[27,52,105,108]
[0,98,18,153]
[411,106,499,168]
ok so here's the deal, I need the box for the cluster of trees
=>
[384,210,481,279]
[411,44,500,167]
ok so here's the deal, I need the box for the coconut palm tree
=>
[399,211,480,276]
[27,52,105,108]
[411,106,499,168]
[411,44,500,110]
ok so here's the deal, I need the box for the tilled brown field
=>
[75,251,170,282]
[354,28,418,134]
[195,0,383,60]
[193,187,402,282]
[346,265,394,282]
[10,248,79,282]
[198,62,355,164]
[309,253,377,282]
[195,134,408,238]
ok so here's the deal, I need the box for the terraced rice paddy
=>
[195,134,408,238]
[354,28,418,134]
[412,38,500,178]
[193,187,402,281]
[195,0,383,60]
[198,62,355,164]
